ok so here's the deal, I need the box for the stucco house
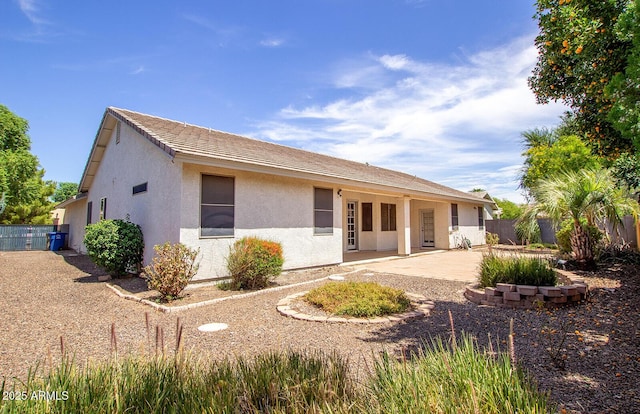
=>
[468,190,500,220]
[60,107,493,280]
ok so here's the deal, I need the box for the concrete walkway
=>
[349,249,483,283]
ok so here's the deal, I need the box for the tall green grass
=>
[1,340,553,413]
[1,312,554,414]
[479,254,557,288]
[367,333,552,413]
[0,350,357,414]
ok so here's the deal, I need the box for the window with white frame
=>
[314,187,333,234]
[381,203,396,231]
[201,174,234,237]
[99,197,107,220]
[451,203,459,230]
[362,202,373,232]
[478,206,484,229]
[86,201,93,225]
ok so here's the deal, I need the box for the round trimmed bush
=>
[226,237,284,290]
[84,219,144,277]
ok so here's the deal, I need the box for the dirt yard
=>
[1,250,638,413]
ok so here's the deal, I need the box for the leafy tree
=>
[612,151,640,210]
[0,104,30,151]
[494,198,525,220]
[52,182,79,203]
[519,167,639,269]
[607,1,640,149]
[612,152,640,192]
[520,129,602,195]
[529,0,634,157]
[1,170,56,224]
[0,104,55,224]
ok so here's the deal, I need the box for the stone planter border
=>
[464,269,589,309]
[277,292,434,323]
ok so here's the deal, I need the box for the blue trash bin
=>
[49,232,67,251]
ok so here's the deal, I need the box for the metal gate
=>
[0,225,55,251]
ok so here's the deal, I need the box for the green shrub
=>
[526,243,557,250]
[305,281,411,318]
[515,220,541,244]
[84,219,144,277]
[555,219,603,254]
[226,237,284,290]
[478,254,557,288]
[369,333,553,413]
[144,242,200,301]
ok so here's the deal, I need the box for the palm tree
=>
[519,167,639,269]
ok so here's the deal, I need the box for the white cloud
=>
[130,65,145,75]
[17,0,46,24]
[12,0,80,42]
[251,35,566,203]
[260,37,285,47]
[380,54,410,70]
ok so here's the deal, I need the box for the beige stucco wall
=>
[51,208,65,226]
[180,163,344,280]
[410,200,450,249]
[448,202,486,247]
[75,121,183,264]
[62,198,87,253]
[341,192,408,252]
[341,193,467,252]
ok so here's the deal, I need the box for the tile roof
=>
[100,107,486,203]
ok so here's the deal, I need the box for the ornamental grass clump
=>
[368,333,553,413]
[479,254,557,288]
[144,242,200,301]
[0,350,357,413]
[305,281,411,318]
[226,237,284,290]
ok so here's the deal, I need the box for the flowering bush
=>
[144,242,199,301]
[226,237,284,290]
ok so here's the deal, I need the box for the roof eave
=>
[78,107,177,193]
[55,192,88,209]
[175,153,489,204]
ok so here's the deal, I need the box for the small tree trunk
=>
[571,222,596,270]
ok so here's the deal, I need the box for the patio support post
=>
[397,197,411,256]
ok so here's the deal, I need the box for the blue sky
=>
[1,0,566,202]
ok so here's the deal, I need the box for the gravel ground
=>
[1,250,638,413]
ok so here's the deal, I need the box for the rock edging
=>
[464,269,588,309]
[277,292,434,323]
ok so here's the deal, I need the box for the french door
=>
[346,201,358,250]
[421,209,435,247]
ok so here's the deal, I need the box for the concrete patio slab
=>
[349,249,483,283]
